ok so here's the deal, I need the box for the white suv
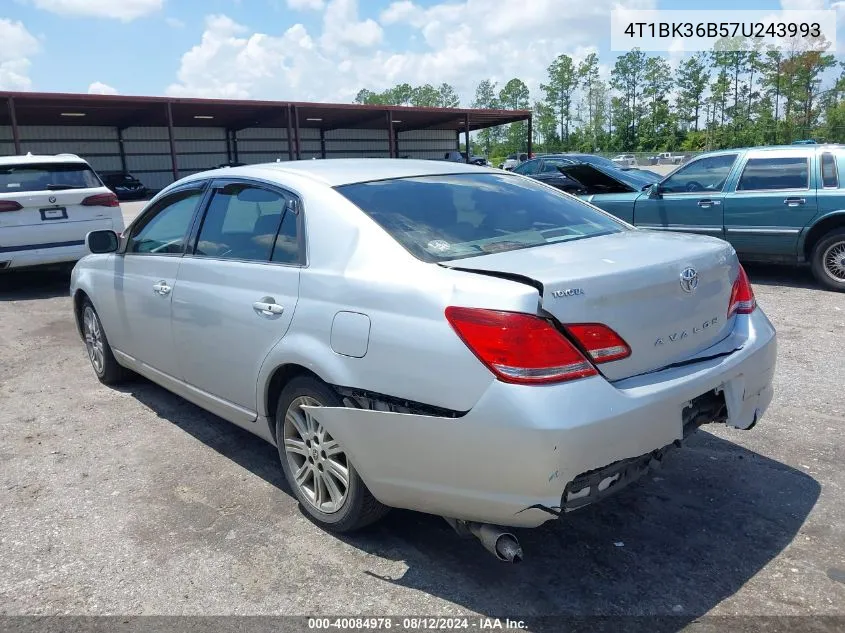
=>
[0,154,124,270]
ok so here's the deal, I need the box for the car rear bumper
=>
[0,240,89,269]
[304,309,777,528]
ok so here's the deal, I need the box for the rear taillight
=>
[728,265,756,317]
[566,323,631,363]
[81,193,120,207]
[444,307,598,384]
[0,201,23,212]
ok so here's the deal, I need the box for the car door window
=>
[194,183,288,262]
[127,188,204,255]
[821,152,838,188]
[661,154,738,193]
[737,156,809,191]
[541,158,572,173]
[513,159,541,175]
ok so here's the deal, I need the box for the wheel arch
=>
[262,363,327,442]
[802,212,845,260]
[72,288,90,338]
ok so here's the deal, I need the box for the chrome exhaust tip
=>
[444,518,523,563]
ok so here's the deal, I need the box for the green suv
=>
[569,145,845,291]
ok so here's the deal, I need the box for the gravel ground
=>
[0,207,843,627]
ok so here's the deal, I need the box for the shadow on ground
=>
[743,262,820,291]
[0,268,72,301]
[124,378,820,631]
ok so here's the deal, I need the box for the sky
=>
[1,0,843,106]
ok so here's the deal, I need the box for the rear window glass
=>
[737,156,809,191]
[336,173,626,262]
[821,153,838,188]
[0,162,102,193]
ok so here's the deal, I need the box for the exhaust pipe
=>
[444,518,523,563]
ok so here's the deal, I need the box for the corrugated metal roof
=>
[0,91,530,132]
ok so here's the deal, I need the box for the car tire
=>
[810,228,845,292]
[275,376,388,532]
[80,300,130,385]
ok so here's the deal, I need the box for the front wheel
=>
[275,376,388,532]
[810,228,845,292]
[81,300,130,384]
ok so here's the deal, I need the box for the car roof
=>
[186,158,493,188]
[0,153,89,166]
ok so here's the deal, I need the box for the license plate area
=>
[40,207,67,221]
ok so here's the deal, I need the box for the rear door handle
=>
[253,298,284,317]
[784,197,806,206]
[152,280,171,296]
[697,199,722,208]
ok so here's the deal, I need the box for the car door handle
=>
[697,199,721,207]
[152,281,171,296]
[784,197,806,206]
[253,299,284,316]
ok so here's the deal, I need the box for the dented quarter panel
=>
[303,307,776,528]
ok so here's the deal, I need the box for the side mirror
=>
[646,183,663,199]
[86,230,119,254]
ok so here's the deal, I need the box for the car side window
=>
[270,206,301,264]
[821,152,838,188]
[541,158,571,173]
[660,154,738,194]
[513,159,541,175]
[737,156,809,191]
[193,183,287,262]
[127,188,204,255]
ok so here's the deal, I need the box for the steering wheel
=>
[685,181,704,192]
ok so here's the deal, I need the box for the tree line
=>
[354,38,844,157]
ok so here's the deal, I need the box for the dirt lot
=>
[0,206,844,626]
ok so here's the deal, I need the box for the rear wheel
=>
[81,300,129,384]
[275,376,388,532]
[810,228,845,292]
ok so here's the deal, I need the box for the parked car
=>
[611,154,638,167]
[0,153,124,271]
[646,152,686,166]
[100,172,148,201]
[443,151,490,166]
[512,155,661,195]
[71,159,776,561]
[500,152,529,170]
[569,144,845,291]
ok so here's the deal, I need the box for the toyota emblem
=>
[680,267,699,293]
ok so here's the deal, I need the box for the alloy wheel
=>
[822,240,845,282]
[283,396,350,514]
[83,306,105,374]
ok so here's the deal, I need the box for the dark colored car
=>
[100,172,148,200]
[511,155,661,195]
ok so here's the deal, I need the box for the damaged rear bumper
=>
[303,309,776,528]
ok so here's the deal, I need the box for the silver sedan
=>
[71,159,777,562]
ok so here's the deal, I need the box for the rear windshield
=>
[0,162,102,193]
[336,172,627,262]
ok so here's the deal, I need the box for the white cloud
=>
[288,0,325,9]
[30,0,163,21]
[165,17,185,28]
[167,0,656,104]
[0,19,39,91]
[88,81,118,95]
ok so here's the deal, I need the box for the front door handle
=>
[152,280,171,296]
[253,298,284,317]
[697,199,722,208]
[784,197,806,207]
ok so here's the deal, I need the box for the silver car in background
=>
[71,159,776,562]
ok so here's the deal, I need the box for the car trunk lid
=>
[443,230,738,381]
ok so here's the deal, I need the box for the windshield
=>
[0,162,102,193]
[336,173,627,263]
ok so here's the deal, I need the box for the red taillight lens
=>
[444,307,598,384]
[0,200,23,212]
[728,265,756,317]
[81,193,119,207]
[566,323,631,363]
